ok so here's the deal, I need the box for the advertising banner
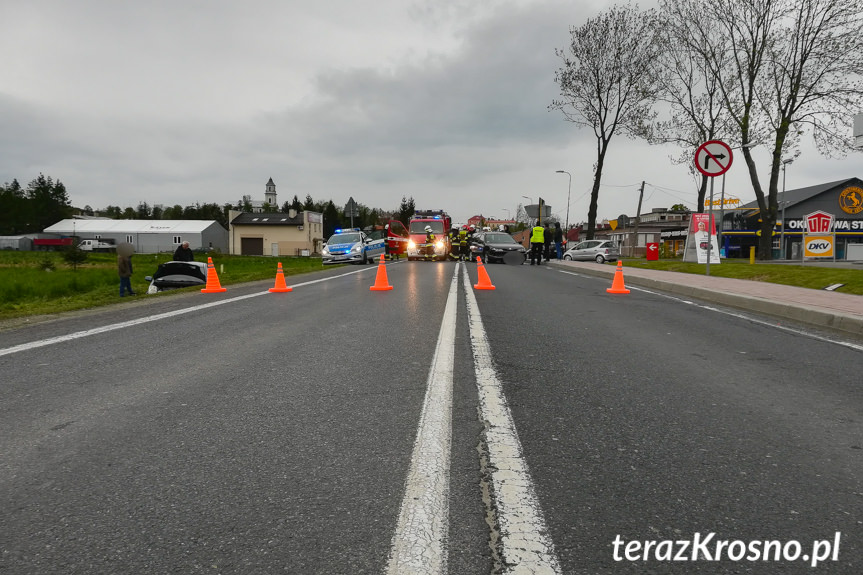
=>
[690,213,720,264]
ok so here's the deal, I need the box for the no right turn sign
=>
[695,140,733,177]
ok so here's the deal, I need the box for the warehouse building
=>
[43,219,228,254]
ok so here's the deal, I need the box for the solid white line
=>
[0,266,377,358]
[462,265,562,574]
[386,266,459,574]
[557,270,863,353]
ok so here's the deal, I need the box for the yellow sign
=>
[707,198,741,206]
[609,220,618,230]
[839,186,863,214]
[804,235,834,258]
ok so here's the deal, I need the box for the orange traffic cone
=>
[268,262,293,293]
[474,258,496,290]
[606,261,630,294]
[201,257,227,293]
[369,257,393,291]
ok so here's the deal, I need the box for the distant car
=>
[562,240,619,263]
[321,228,385,265]
[144,261,208,293]
[469,231,527,264]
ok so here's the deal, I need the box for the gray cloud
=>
[1,0,860,224]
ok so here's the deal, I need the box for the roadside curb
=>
[549,261,863,341]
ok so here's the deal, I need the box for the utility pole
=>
[630,181,645,257]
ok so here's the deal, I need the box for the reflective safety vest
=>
[458,230,468,245]
[530,226,545,243]
[426,233,435,243]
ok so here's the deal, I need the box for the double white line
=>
[387,265,561,574]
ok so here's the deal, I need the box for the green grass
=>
[0,252,331,321]
[622,258,863,295]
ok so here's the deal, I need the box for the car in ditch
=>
[144,261,208,293]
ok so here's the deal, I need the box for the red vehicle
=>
[407,209,452,261]
[33,238,74,250]
[384,219,410,259]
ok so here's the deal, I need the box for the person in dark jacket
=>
[118,255,134,296]
[554,222,564,260]
[173,241,194,261]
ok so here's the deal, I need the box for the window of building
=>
[173,236,181,245]
[126,235,133,243]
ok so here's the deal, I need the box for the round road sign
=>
[695,140,733,177]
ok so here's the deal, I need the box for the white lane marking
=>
[386,266,459,574]
[462,265,562,574]
[0,266,378,358]
[557,270,863,353]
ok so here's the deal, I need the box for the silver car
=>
[562,240,619,263]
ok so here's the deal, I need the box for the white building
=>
[43,219,228,254]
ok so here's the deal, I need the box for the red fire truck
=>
[406,209,452,261]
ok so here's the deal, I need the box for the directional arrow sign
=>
[695,140,733,177]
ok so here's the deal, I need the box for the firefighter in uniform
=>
[458,227,469,261]
[424,226,436,261]
[383,224,390,261]
[448,228,459,260]
[530,223,545,265]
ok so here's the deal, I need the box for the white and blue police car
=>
[321,228,385,265]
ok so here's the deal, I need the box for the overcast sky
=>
[2,0,861,226]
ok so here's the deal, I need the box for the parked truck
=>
[33,238,74,251]
[77,238,117,252]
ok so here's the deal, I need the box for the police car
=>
[321,228,385,265]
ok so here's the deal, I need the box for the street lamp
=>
[556,170,571,231]
[780,158,794,259]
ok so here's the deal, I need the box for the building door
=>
[241,237,264,255]
[271,243,279,257]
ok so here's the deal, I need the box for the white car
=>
[322,229,385,265]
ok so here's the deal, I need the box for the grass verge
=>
[622,259,863,295]
[0,252,331,321]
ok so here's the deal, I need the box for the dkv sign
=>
[803,211,835,259]
[806,238,834,256]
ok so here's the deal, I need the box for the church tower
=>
[264,177,277,208]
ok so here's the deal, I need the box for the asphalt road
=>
[1,260,861,574]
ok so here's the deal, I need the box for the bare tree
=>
[647,4,737,212]
[551,3,661,239]
[663,0,863,259]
